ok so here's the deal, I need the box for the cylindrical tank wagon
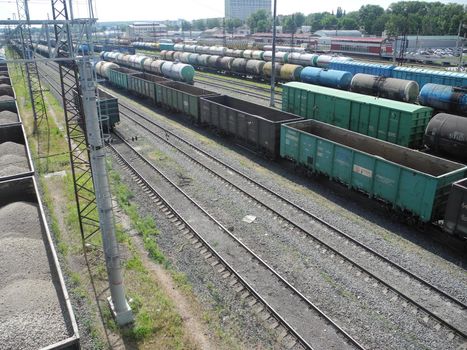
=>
[350,74,420,103]
[95,61,119,79]
[424,113,467,160]
[300,67,352,90]
[100,52,196,83]
[419,84,467,116]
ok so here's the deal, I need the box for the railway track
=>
[115,102,467,343]
[37,54,364,350]
[193,77,281,104]
[108,134,364,350]
[196,71,283,96]
[38,59,467,348]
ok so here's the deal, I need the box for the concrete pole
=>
[78,58,133,326]
[269,0,277,107]
[457,21,463,70]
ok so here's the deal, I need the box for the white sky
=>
[1,0,466,22]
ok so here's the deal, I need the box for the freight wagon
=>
[156,81,218,122]
[282,82,433,148]
[328,60,467,89]
[280,119,467,223]
[419,84,467,116]
[424,113,467,161]
[128,72,170,102]
[0,123,34,181]
[97,61,467,237]
[72,88,120,131]
[200,95,303,158]
[100,52,195,84]
[0,176,80,349]
[105,66,216,122]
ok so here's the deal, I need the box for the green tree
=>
[181,20,191,32]
[192,19,206,31]
[304,12,328,31]
[206,18,220,29]
[358,4,385,34]
[247,9,272,33]
[338,16,358,30]
[225,18,243,34]
[321,13,338,29]
[336,7,343,19]
[282,13,305,33]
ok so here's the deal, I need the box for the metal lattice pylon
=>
[50,0,100,244]
[16,0,49,134]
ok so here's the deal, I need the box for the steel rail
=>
[108,136,367,350]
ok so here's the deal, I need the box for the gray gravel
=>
[119,119,462,349]
[0,142,29,176]
[0,202,42,237]
[0,111,18,125]
[0,279,70,349]
[0,95,14,103]
[0,237,51,289]
[0,84,13,97]
[0,201,71,349]
[0,76,10,84]
[110,156,281,350]
[112,100,467,349]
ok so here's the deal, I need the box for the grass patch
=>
[107,160,199,347]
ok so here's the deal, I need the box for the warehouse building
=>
[128,22,168,40]
[225,0,271,21]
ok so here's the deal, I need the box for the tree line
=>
[249,1,467,36]
[178,1,467,37]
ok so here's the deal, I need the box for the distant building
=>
[128,22,168,40]
[225,0,271,21]
[314,30,362,37]
[251,32,318,48]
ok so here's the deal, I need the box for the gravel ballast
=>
[0,201,71,349]
[107,92,467,349]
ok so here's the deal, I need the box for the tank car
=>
[300,67,352,90]
[350,74,419,103]
[424,113,467,160]
[419,84,467,116]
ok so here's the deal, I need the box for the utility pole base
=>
[107,296,134,326]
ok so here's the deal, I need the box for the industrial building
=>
[225,0,271,20]
[128,22,168,40]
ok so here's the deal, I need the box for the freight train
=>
[132,41,467,88]
[163,50,467,114]
[100,52,195,84]
[163,45,467,89]
[0,62,80,348]
[94,65,467,238]
[102,51,467,114]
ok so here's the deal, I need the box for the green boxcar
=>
[73,88,119,129]
[127,72,170,103]
[282,82,433,148]
[155,81,218,122]
[97,89,120,130]
[107,67,138,90]
[280,119,467,222]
